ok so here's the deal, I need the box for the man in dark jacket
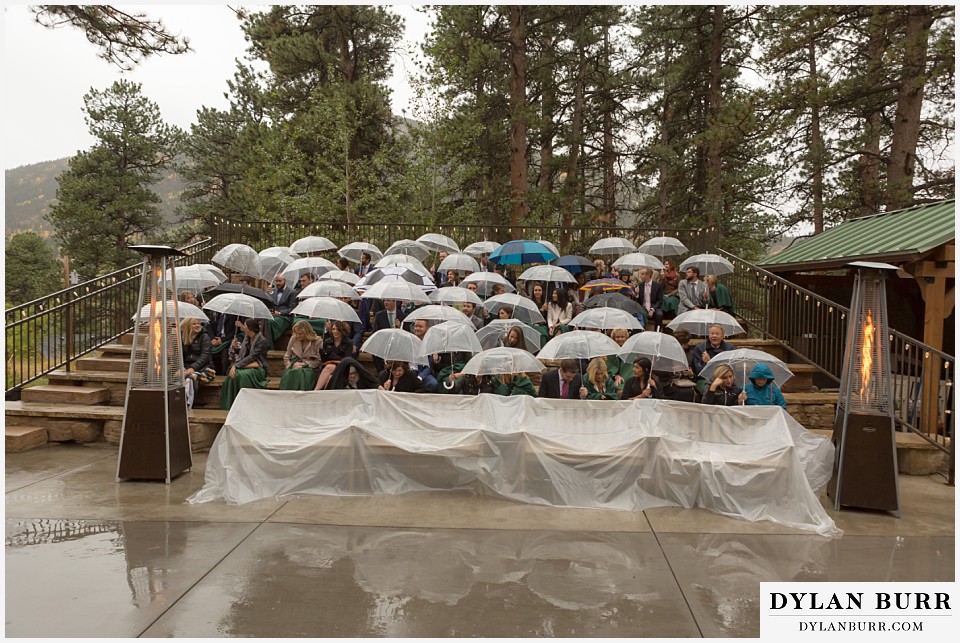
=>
[268,275,298,347]
[538,359,582,399]
[637,267,664,330]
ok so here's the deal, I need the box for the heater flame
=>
[152,268,163,378]
[860,309,874,404]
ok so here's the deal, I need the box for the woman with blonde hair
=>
[180,317,213,410]
[279,320,323,390]
[579,357,618,400]
[605,328,633,394]
[700,363,746,406]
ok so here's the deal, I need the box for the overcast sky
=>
[3,4,431,169]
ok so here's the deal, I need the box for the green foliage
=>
[4,232,64,305]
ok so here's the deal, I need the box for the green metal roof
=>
[759,199,955,272]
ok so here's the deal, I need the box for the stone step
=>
[21,385,111,406]
[6,425,48,452]
[76,357,131,372]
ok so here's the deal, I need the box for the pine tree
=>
[4,233,64,306]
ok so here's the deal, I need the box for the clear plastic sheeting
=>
[187,390,841,537]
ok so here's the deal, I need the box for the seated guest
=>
[372,299,405,372]
[492,372,537,397]
[636,268,664,330]
[705,274,735,315]
[314,320,357,390]
[546,288,574,337]
[267,274,298,347]
[462,301,484,330]
[580,357,618,400]
[691,324,735,376]
[528,282,549,318]
[220,318,269,410]
[378,361,423,393]
[605,328,633,394]
[653,370,696,403]
[501,325,528,352]
[180,317,213,410]
[744,363,787,409]
[440,269,460,287]
[700,364,745,406]
[208,311,241,375]
[621,357,658,401]
[489,283,507,298]
[327,356,379,390]
[337,256,351,271]
[409,318,439,392]
[497,305,514,320]
[671,328,698,378]
[279,320,322,391]
[297,272,316,291]
[660,259,681,320]
[437,352,474,393]
[538,359,582,399]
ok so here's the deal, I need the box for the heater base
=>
[118,387,192,481]
[827,411,900,513]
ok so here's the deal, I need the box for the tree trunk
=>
[704,5,724,227]
[508,5,529,237]
[887,6,932,211]
[857,7,888,217]
[807,40,825,234]
[561,45,586,253]
[538,35,555,195]
[601,23,616,228]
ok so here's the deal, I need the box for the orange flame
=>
[152,268,163,378]
[860,309,874,404]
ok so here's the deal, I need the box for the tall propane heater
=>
[117,245,192,483]
[827,261,900,516]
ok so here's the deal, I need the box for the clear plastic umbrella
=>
[374,254,430,273]
[383,238,431,261]
[290,235,337,254]
[296,280,359,300]
[339,241,383,263]
[281,257,338,282]
[403,304,472,326]
[666,309,744,337]
[417,232,460,254]
[612,252,664,272]
[460,271,516,295]
[430,286,485,308]
[475,319,542,353]
[462,240,501,257]
[698,348,794,387]
[638,236,688,257]
[133,300,206,322]
[361,328,426,365]
[589,237,637,257]
[438,253,480,274]
[202,292,274,320]
[617,331,688,372]
[483,293,546,325]
[570,307,643,331]
[518,264,577,284]
[162,265,222,293]
[195,264,228,283]
[418,321,483,357]
[360,280,432,304]
[538,330,621,361]
[461,347,545,376]
[291,296,361,323]
[212,243,262,278]
[679,253,734,276]
[258,247,300,281]
[356,266,436,292]
[317,270,360,286]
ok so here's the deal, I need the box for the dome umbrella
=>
[418,321,483,358]
[258,246,300,281]
[570,307,643,331]
[403,304,472,326]
[679,253,734,277]
[375,254,430,273]
[460,271,516,297]
[290,296,361,323]
[212,243,262,278]
[361,328,427,366]
[339,241,383,263]
[204,282,274,308]
[617,331,688,372]
[317,270,360,286]
[666,309,744,337]
[383,238,432,262]
[356,266,436,293]
[589,237,637,257]
[360,280,432,304]
[290,235,337,255]
[161,265,222,294]
[296,280,359,300]
[580,277,633,293]
[133,300,206,322]
[195,264,228,283]
[462,240,501,257]
[582,292,645,316]
[438,252,481,274]
[281,257,338,282]
[698,348,794,388]
[612,253,664,272]
[488,239,558,265]
[429,286,484,308]
[549,255,596,275]
[537,330,621,361]
[417,232,460,254]
[483,293,546,325]
[461,347,545,376]
[518,265,577,284]
[638,236,687,257]
[202,292,274,320]
[475,319,542,353]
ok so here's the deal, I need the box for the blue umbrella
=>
[549,255,595,274]
[488,239,559,265]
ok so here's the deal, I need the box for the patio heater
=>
[117,245,192,483]
[827,261,900,516]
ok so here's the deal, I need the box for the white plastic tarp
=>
[187,390,841,537]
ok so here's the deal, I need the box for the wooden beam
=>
[917,275,946,436]
[908,260,954,279]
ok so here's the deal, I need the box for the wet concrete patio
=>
[5,442,955,637]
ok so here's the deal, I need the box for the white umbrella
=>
[429,286,485,308]
[356,266,436,293]
[296,280,359,300]
[162,265,222,293]
[202,293,274,320]
[518,265,577,284]
[419,321,483,357]
[417,232,460,254]
[195,264,228,283]
[483,293,546,325]
[374,254,430,273]
[402,304,472,326]
[679,253,734,276]
[460,271,517,295]
[638,236,688,257]
[291,296,361,323]
[258,247,300,281]
[570,308,643,331]
[666,309,744,337]
[612,253,664,272]
[462,241,501,257]
[290,236,337,254]
[260,246,300,263]
[339,241,383,263]
[361,329,426,365]
[438,253,480,274]
[132,300,206,322]
[360,280,432,304]
[698,348,794,387]
[534,239,561,259]
[475,319,542,353]
[317,270,360,286]
[461,347,545,376]
[538,330,621,361]
[617,331,688,372]
[589,237,637,257]
[212,243,262,278]
[383,238,432,261]
[281,257,338,282]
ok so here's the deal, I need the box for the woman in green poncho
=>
[605,327,634,395]
[580,357,619,400]
[705,274,736,315]
[491,372,537,397]
[279,320,322,390]
[220,318,269,410]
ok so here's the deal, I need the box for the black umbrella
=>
[205,283,274,308]
[549,255,596,274]
[582,292,645,315]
